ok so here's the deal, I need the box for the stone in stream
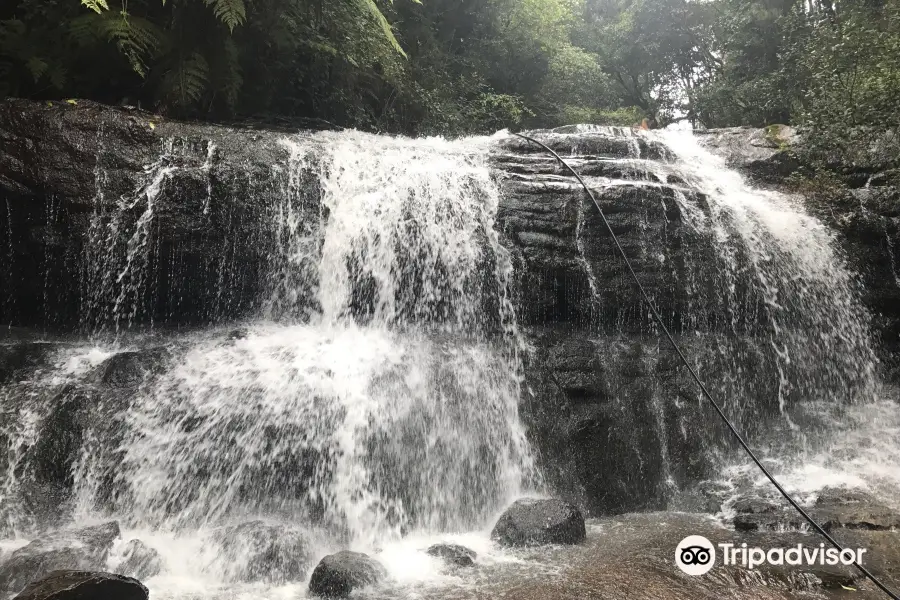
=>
[731,488,900,532]
[217,520,313,583]
[426,543,476,567]
[115,539,163,581]
[812,487,900,531]
[95,348,171,388]
[12,570,147,600]
[0,522,121,595]
[308,551,386,598]
[491,498,586,547]
[731,495,801,532]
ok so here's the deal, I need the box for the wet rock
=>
[0,98,303,329]
[731,496,804,532]
[115,539,162,581]
[491,498,586,547]
[0,522,121,595]
[218,521,312,583]
[731,488,900,533]
[308,551,386,598]
[0,342,56,384]
[497,130,669,160]
[812,487,900,531]
[12,570,147,600]
[426,543,476,567]
[696,126,799,182]
[226,328,249,341]
[96,348,170,388]
[668,482,727,514]
[28,384,97,490]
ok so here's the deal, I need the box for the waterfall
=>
[72,130,533,537]
[2,121,898,598]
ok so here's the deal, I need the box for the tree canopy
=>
[1,0,898,143]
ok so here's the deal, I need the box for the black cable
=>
[511,131,900,600]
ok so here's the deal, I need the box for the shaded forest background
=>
[1,0,898,161]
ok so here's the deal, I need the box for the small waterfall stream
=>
[1,124,898,599]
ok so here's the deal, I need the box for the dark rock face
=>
[426,543,476,567]
[491,498,586,547]
[1,346,172,532]
[492,129,790,515]
[217,521,313,583]
[519,330,781,515]
[810,187,900,379]
[12,570,147,600]
[0,98,318,330]
[0,522,121,595]
[307,551,386,598]
[115,540,162,581]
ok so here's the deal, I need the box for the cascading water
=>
[2,121,899,600]
[2,130,536,597]
[647,132,898,498]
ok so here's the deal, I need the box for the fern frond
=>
[69,14,104,46]
[212,36,242,109]
[353,0,406,58]
[48,64,67,89]
[204,0,246,32]
[80,0,109,14]
[25,56,47,81]
[164,52,210,107]
[101,12,164,77]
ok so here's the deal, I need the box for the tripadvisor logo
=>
[676,535,716,575]
[675,535,867,576]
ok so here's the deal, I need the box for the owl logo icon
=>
[675,535,716,575]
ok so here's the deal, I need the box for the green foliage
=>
[790,0,900,170]
[205,0,247,32]
[1,0,897,139]
[80,0,109,14]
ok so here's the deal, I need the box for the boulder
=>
[731,489,900,533]
[217,520,312,583]
[0,342,56,385]
[695,125,798,182]
[96,348,170,388]
[115,540,162,581]
[308,551,386,598]
[27,384,96,490]
[425,543,476,567]
[12,570,147,600]
[812,487,900,531]
[0,522,121,595]
[731,496,803,532]
[491,498,586,547]
[668,482,727,514]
